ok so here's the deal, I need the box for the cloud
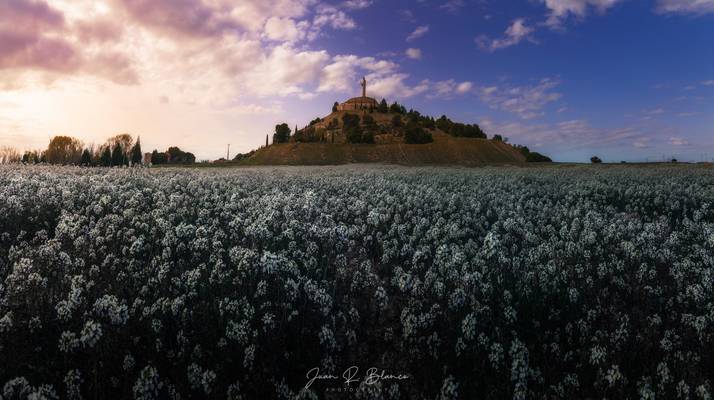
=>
[456,82,474,94]
[655,0,714,14]
[541,0,622,28]
[367,74,430,99]
[428,79,474,99]
[405,48,422,59]
[476,18,536,51]
[478,78,562,119]
[108,0,242,38]
[407,25,430,41]
[440,0,465,13]
[313,5,357,30]
[0,0,138,84]
[670,136,690,146]
[703,80,714,86]
[479,117,648,153]
[341,0,373,10]
[264,17,308,42]
[318,55,398,93]
[0,0,64,28]
[246,44,330,97]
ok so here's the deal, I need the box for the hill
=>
[236,101,546,166]
[242,129,526,166]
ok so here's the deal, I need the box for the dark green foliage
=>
[233,150,256,161]
[492,134,503,142]
[130,138,143,166]
[151,150,167,165]
[273,123,291,144]
[100,147,111,166]
[111,143,124,167]
[515,145,552,162]
[294,126,323,143]
[436,115,486,138]
[389,102,406,114]
[342,113,360,129]
[332,102,339,112]
[167,147,196,164]
[422,116,436,129]
[343,115,374,143]
[391,114,403,129]
[361,115,376,130]
[309,118,322,126]
[345,126,364,144]
[378,98,388,113]
[22,151,42,164]
[404,121,434,144]
[591,156,603,164]
[80,149,92,166]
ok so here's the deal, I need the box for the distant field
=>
[1,165,713,399]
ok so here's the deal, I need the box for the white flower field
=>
[0,165,713,399]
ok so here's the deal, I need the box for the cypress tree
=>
[100,146,111,166]
[111,143,124,167]
[80,149,92,166]
[131,137,143,166]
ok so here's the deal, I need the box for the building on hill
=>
[337,77,378,111]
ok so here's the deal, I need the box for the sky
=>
[0,0,713,162]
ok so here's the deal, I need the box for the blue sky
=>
[1,0,712,161]
[304,0,714,162]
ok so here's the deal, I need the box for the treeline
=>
[267,98,553,162]
[14,134,195,167]
[435,115,487,138]
[514,145,553,162]
[149,147,196,165]
[19,134,143,166]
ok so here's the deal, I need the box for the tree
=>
[404,121,433,144]
[391,114,403,129]
[100,146,112,166]
[332,102,339,113]
[80,149,92,166]
[151,150,167,165]
[378,99,388,113]
[342,113,360,129]
[167,147,195,164]
[345,125,365,144]
[273,123,291,144]
[46,136,83,164]
[0,146,20,164]
[130,137,143,166]
[591,156,602,164]
[492,134,503,142]
[389,102,406,114]
[515,145,552,162]
[111,143,124,166]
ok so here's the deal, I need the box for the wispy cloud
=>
[478,78,562,119]
[407,25,430,41]
[542,0,623,28]
[405,48,422,60]
[341,0,373,10]
[476,19,536,52]
[655,0,714,14]
[440,0,465,13]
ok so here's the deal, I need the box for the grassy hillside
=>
[241,130,526,166]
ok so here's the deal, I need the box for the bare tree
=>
[46,136,84,165]
[0,146,21,164]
